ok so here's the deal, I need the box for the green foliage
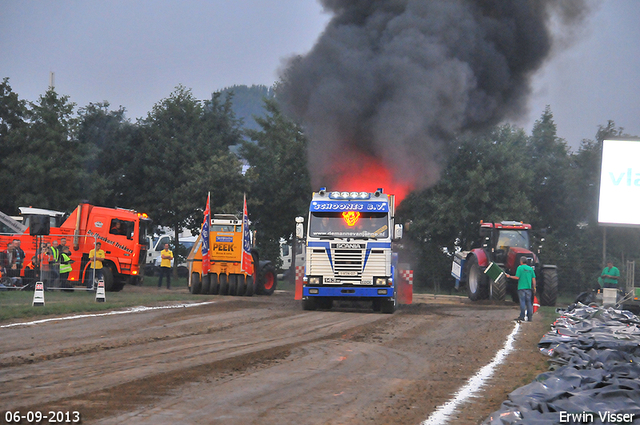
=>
[2,77,639,301]
[240,97,311,268]
[134,86,246,245]
[0,78,28,213]
[3,89,81,212]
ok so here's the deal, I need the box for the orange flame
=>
[327,148,416,203]
[342,211,361,226]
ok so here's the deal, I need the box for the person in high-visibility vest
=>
[59,245,74,288]
[49,240,61,287]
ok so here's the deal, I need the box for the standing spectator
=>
[600,260,620,289]
[506,257,536,322]
[157,243,173,289]
[49,240,61,288]
[12,239,25,278]
[87,241,105,289]
[1,241,15,284]
[39,242,51,288]
[24,255,38,288]
[59,245,73,288]
[3,241,15,272]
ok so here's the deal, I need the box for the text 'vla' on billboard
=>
[598,139,640,227]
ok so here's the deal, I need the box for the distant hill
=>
[220,84,275,133]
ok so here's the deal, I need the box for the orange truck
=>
[0,202,151,291]
[187,213,276,296]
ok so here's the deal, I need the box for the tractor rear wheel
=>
[540,268,558,306]
[466,255,488,301]
[190,272,201,294]
[256,263,277,295]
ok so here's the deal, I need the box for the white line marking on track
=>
[0,301,217,329]
[420,321,521,425]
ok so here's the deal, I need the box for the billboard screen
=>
[598,139,640,226]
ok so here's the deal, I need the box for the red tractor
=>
[451,221,558,306]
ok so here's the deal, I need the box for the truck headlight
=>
[374,277,387,285]
[308,276,321,285]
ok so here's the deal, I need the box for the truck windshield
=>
[496,230,530,250]
[309,212,389,239]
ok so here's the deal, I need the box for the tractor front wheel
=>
[466,255,488,301]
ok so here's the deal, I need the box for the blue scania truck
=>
[299,188,403,313]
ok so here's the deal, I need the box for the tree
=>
[0,78,28,212]
[397,124,534,290]
[3,89,81,211]
[240,97,312,268]
[137,86,246,255]
[527,106,572,235]
[76,102,139,206]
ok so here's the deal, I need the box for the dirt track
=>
[0,288,550,424]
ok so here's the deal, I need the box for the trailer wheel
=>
[201,273,211,294]
[228,274,238,296]
[256,263,277,295]
[236,274,247,296]
[302,297,317,310]
[466,255,488,301]
[190,272,202,294]
[209,273,219,295]
[219,273,229,295]
[540,268,558,306]
[244,275,254,296]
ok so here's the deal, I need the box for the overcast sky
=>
[1,0,638,150]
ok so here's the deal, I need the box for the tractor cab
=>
[480,221,535,270]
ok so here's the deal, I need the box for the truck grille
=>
[333,249,363,284]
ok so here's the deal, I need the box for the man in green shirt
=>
[601,260,620,289]
[506,257,536,322]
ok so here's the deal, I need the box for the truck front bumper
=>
[303,286,394,298]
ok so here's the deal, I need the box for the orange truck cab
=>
[0,203,151,291]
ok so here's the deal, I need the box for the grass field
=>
[0,276,299,323]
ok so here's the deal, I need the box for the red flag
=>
[241,194,254,275]
[201,193,211,275]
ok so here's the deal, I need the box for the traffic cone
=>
[32,282,45,307]
[96,279,106,302]
[533,295,540,314]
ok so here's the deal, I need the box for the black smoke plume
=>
[278,0,590,195]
